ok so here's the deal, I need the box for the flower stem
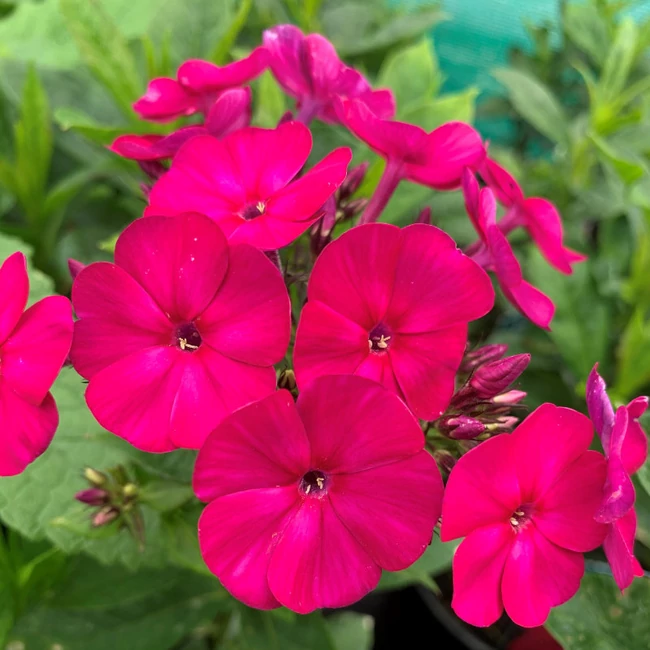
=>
[358,160,402,225]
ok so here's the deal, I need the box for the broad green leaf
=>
[211,0,253,64]
[327,613,374,650]
[614,309,650,399]
[563,3,609,66]
[253,71,287,128]
[60,0,143,119]
[400,88,478,131]
[493,68,569,146]
[138,480,194,512]
[161,507,211,576]
[598,18,638,108]
[590,134,647,185]
[527,252,610,381]
[13,64,52,224]
[377,536,458,592]
[378,39,442,111]
[547,573,650,650]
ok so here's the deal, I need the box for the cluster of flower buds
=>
[434,344,530,442]
[75,465,144,548]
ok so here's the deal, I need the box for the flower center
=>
[176,322,202,352]
[509,504,533,530]
[299,470,328,496]
[368,323,392,353]
[242,201,266,220]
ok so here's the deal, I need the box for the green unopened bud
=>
[123,483,138,498]
[84,467,107,487]
[278,368,297,391]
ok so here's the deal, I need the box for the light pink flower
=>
[70,213,290,452]
[293,223,494,420]
[194,375,442,613]
[586,363,648,590]
[133,47,267,122]
[480,157,585,274]
[146,121,352,250]
[342,99,485,223]
[0,252,73,475]
[111,88,251,161]
[463,169,555,329]
[441,404,608,628]
[263,24,395,125]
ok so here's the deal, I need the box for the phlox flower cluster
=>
[0,23,646,629]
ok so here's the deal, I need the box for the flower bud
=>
[137,160,166,181]
[123,483,138,498]
[433,449,456,474]
[277,110,295,125]
[415,206,431,225]
[338,162,368,201]
[460,344,508,373]
[83,467,107,487]
[75,488,109,507]
[438,415,486,440]
[492,389,527,405]
[92,506,120,528]
[278,368,297,391]
[68,259,86,282]
[341,198,368,221]
[469,353,530,398]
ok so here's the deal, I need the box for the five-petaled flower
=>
[293,223,494,421]
[194,375,443,613]
[462,169,555,329]
[263,24,395,125]
[0,252,73,475]
[586,363,648,591]
[441,403,608,628]
[146,121,352,250]
[70,213,290,452]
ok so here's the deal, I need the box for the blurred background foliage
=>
[0,0,650,649]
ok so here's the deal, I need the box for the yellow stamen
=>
[316,477,325,489]
[510,517,519,526]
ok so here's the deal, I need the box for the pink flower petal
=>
[197,243,290,365]
[441,434,520,541]
[263,24,312,98]
[389,325,468,420]
[622,395,648,475]
[70,262,172,379]
[177,47,268,93]
[1,296,72,404]
[198,486,300,610]
[0,252,28,345]
[604,509,644,591]
[115,213,229,322]
[501,525,584,628]
[534,450,608,551]
[0,381,58,476]
[357,88,396,120]
[267,498,381,613]
[404,122,486,190]
[109,134,170,161]
[133,77,197,122]
[328,451,442,571]
[451,524,514,627]
[205,87,252,137]
[228,212,323,250]
[354,351,402,396]
[501,276,555,330]
[304,33,346,98]
[193,390,310,502]
[147,134,246,225]
[585,363,615,450]
[386,224,494,332]
[85,346,184,453]
[479,157,524,207]
[293,301,369,387]
[511,404,594,502]
[306,223,401,330]
[297,375,424,474]
[224,122,312,198]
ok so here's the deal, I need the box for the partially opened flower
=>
[194,375,442,613]
[0,252,73,475]
[133,47,267,122]
[263,24,394,125]
[293,223,494,420]
[441,404,608,628]
[70,213,290,452]
[146,121,352,250]
[480,157,585,274]
[341,99,485,223]
[463,169,555,329]
[586,363,648,590]
[111,88,251,162]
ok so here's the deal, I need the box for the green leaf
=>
[598,17,638,108]
[60,0,143,119]
[492,68,569,146]
[138,480,194,512]
[590,133,647,185]
[527,252,610,381]
[327,613,374,650]
[377,536,458,592]
[614,308,650,399]
[546,573,650,650]
[211,0,253,64]
[563,3,609,66]
[400,88,478,131]
[13,64,52,223]
[378,39,442,111]
[253,71,287,128]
